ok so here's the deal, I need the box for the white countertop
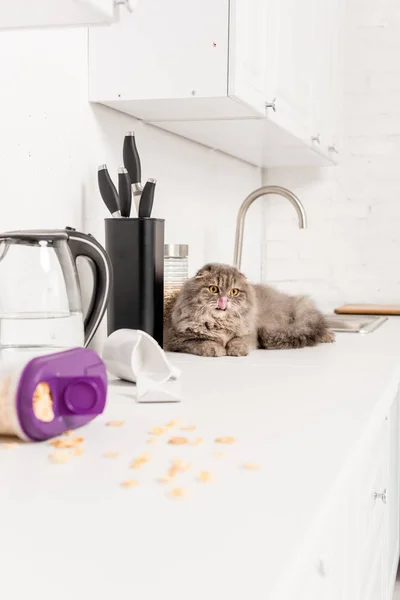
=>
[1,318,400,600]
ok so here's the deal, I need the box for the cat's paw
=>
[321,330,336,343]
[200,342,227,357]
[226,338,249,357]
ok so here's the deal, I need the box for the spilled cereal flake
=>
[168,466,179,478]
[106,420,125,427]
[168,436,189,445]
[49,439,74,449]
[149,426,165,435]
[1,442,19,450]
[157,476,172,484]
[192,437,203,446]
[130,453,151,469]
[197,471,213,483]
[169,488,186,499]
[165,419,181,429]
[49,436,84,449]
[49,451,70,464]
[120,479,139,488]
[104,451,119,458]
[215,436,236,444]
[180,425,196,431]
[171,458,191,472]
[243,463,261,470]
[72,437,84,444]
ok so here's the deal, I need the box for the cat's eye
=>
[209,285,219,294]
[230,288,239,296]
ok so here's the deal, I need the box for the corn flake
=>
[198,471,213,483]
[150,426,165,435]
[120,479,139,488]
[168,437,189,445]
[104,451,119,458]
[169,488,186,499]
[49,451,70,464]
[192,437,203,446]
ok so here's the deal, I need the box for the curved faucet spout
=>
[233,185,307,269]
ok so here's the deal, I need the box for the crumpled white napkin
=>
[102,329,182,402]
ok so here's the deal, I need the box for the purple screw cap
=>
[16,348,107,441]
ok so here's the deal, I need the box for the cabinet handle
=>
[114,0,135,12]
[265,99,276,112]
[317,556,327,577]
[374,489,387,504]
[311,134,321,144]
[328,144,339,154]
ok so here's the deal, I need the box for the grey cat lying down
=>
[164,263,335,357]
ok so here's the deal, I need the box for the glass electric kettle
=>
[0,227,112,356]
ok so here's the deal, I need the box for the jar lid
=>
[164,244,189,258]
[16,348,107,441]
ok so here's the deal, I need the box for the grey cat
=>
[164,263,335,357]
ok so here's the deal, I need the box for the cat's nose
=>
[217,295,229,310]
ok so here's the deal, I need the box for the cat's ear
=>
[195,264,213,278]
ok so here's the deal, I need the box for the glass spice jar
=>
[164,244,189,324]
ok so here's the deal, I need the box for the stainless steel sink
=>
[325,314,388,334]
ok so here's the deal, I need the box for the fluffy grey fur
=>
[164,263,335,357]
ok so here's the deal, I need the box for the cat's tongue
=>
[217,295,229,310]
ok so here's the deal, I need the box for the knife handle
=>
[123,131,142,185]
[138,178,156,218]
[118,167,132,217]
[98,165,121,218]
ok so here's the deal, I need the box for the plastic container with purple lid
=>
[0,348,107,441]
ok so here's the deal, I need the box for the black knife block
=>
[105,218,165,347]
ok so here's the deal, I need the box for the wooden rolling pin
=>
[335,304,400,315]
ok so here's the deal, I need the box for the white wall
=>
[262,0,400,311]
[0,27,262,348]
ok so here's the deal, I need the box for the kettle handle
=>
[66,228,112,347]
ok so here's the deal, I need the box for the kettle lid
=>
[0,229,68,243]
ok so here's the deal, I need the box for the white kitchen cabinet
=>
[279,393,400,600]
[0,0,117,29]
[264,0,316,145]
[89,0,343,167]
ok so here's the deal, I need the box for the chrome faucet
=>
[233,185,307,269]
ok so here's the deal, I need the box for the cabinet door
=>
[228,0,268,116]
[363,539,385,600]
[356,419,389,600]
[294,497,352,600]
[386,395,400,595]
[90,0,230,112]
[311,0,343,157]
[264,0,316,143]
[0,0,115,30]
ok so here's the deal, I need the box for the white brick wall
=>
[263,0,400,311]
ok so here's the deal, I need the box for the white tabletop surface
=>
[1,318,400,600]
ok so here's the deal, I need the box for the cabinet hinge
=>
[114,0,135,12]
[265,99,276,112]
